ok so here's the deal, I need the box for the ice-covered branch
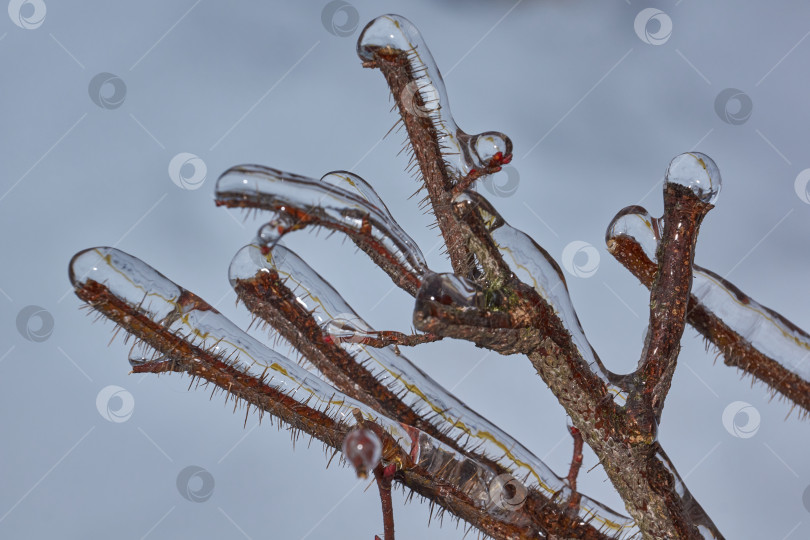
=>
[69,246,630,540]
[630,153,717,428]
[215,167,428,295]
[607,204,810,416]
[358,15,512,278]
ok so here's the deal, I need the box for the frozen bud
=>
[665,152,721,205]
[342,428,382,478]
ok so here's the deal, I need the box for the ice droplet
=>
[342,428,382,477]
[606,205,661,261]
[665,152,721,204]
[357,15,512,179]
[418,272,482,309]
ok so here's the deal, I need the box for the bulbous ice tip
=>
[472,131,513,165]
[665,152,721,204]
[357,14,419,62]
[605,206,659,260]
[342,428,382,478]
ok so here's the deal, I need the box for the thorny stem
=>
[631,183,713,429]
[75,277,608,540]
[373,464,396,540]
[608,234,810,416]
[363,48,475,277]
[215,183,424,296]
[233,269,621,539]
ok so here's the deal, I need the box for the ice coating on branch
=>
[606,206,661,260]
[456,192,623,395]
[665,152,721,204]
[653,449,722,539]
[71,247,635,532]
[607,210,810,384]
[357,15,513,179]
[228,242,638,536]
[216,165,428,278]
[692,269,810,381]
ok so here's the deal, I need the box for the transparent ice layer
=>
[607,206,810,383]
[216,165,428,278]
[229,242,638,537]
[456,192,626,400]
[665,152,721,205]
[357,14,512,180]
[70,246,610,531]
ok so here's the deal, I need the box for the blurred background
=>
[2,1,809,538]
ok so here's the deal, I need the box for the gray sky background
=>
[2,1,809,538]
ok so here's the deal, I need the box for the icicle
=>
[357,15,513,180]
[216,165,428,278]
[229,242,639,537]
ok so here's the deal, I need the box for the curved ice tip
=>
[69,246,113,288]
[357,14,420,62]
[665,152,721,205]
[472,132,513,165]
